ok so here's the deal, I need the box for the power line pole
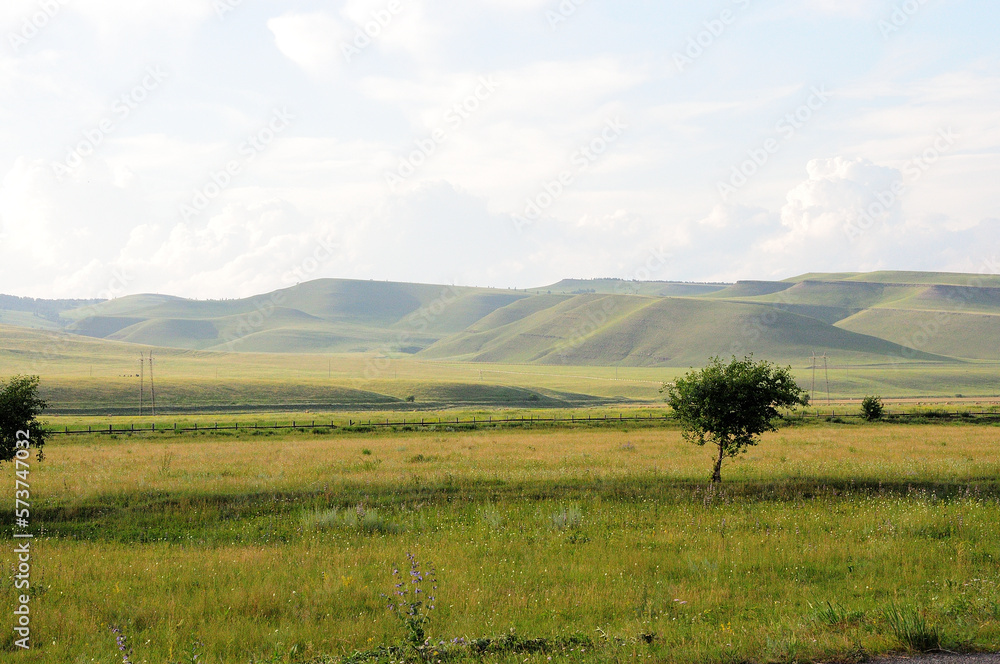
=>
[138,353,145,416]
[823,353,831,405]
[810,352,816,403]
[148,351,156,416]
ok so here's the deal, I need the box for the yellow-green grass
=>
[32,399,1000,437]
[2,425,999,662]
[4,321,1000,414]
[23,361,1000,415]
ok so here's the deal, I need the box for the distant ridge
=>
[1,271,997,366]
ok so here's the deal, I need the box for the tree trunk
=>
[711,443,724,483]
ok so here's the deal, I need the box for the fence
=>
[43,409,1000,436]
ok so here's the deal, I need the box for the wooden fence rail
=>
[42,409,1000,436]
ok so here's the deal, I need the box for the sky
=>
[0,0,998,299]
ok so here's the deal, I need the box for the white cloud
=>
[267,12,349,76]
[3,1,1000,300]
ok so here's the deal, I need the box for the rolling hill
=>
[2,271,998,368]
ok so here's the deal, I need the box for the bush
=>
[861,395,885,421]
[0,374,48,462]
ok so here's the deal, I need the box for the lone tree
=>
[663,356,808,482]
[0,375,48,462]
[860,395,885,421]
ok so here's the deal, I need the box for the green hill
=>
[836,309,1000,360]
[3,270,999,368]
[422,295,950,366]
[786,271,1000,288]
[53,279,530,354]
[541,278,728,297]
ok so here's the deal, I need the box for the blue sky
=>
[1,0,997,298]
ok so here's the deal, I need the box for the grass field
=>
[2,321,999,414]
[3,421,999,663]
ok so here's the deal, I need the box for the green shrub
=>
[861,395,885,421]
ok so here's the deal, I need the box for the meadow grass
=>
[2,424,999,663]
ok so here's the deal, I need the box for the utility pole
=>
[148,351,156,416]
[810,352,816,403]
[823,353,830,405]
[138,353,145,416]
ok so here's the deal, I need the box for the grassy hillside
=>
[836,308,1000,360]
[5,322,1000,414]
[702,281,795,298]
[751,281,925,310]
[423,295,952,366]
[3,271,999,382]
[877,284,1000,315]
[52,280,530,354]
[541,278,728,296]
[786,270,1000,288]
[421,294,656,363]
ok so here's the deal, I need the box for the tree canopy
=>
[663,356,807,482]
[0,374,47,462]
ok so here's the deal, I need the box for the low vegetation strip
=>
[39,409,1000,437]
